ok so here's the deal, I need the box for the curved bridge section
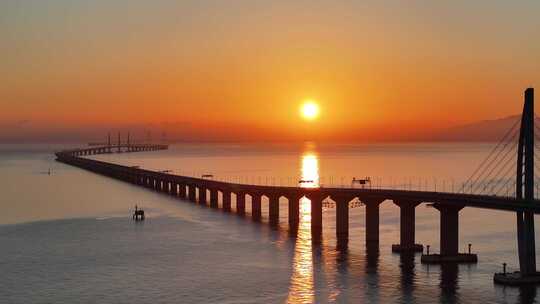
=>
[55,144,540,261]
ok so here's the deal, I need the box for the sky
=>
[1,0,539,142]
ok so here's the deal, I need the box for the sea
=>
[1,142,539,304]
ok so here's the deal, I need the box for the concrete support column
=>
[288,196,300,228]
[310,195,323,237]
[199,187,207,205]
[392,200,423,252]
[171,183,178,196]
[335,197,350,242]
[222,191,231,212]
[525,211,537,274]
[517,211,537,275]
[422,203,475,263]
[210,188,218,208]
[435,204,464,256]
[269,195,280,226]
[251,194,262,221]
[365,199,384,244]
[163,181,170,193]
[178,184,186,198]
[236,192,246,215]
[188,185,196,202]
[145,177,151,188]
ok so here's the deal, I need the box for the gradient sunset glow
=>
[1,1,539,142]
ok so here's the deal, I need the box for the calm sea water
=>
[1,142,539,303]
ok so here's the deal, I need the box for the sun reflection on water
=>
[300,153,319,188]
[287,151,320,303]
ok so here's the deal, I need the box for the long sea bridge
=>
[56,88,540,285]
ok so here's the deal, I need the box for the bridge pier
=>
[288,195,300,228]
[163,181,170,193]
[495,210,540,285]
[236,192,246,215]
[222,190,231,212]
[130,174,138,184]
[310,195,323,239]
[335,197,350,245]
[421,204,477,264]
[364,199,384,245]
[159,179,165,192]
[188,185,196,202]
[199,187,207,205]
[158,179,164,191]
[392,200,423,253]
[144,177,151,188]
[269,194,280,226]
[161,180,167,192]
[251,194,262,221]
[210,188,218,208]
[178,183,186,198]
[171,182,178,196]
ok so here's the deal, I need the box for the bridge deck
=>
[55,145,540,213]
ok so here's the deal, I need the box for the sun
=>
[300,101,320,121]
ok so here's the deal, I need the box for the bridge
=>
[56,88,539,285]
[64,143,168,156]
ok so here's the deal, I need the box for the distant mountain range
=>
[433,115,521,141]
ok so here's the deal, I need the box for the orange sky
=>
[1,1,539,142]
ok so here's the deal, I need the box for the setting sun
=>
[300,101,320,121]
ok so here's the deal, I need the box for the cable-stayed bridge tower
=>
[516,88,536,276]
